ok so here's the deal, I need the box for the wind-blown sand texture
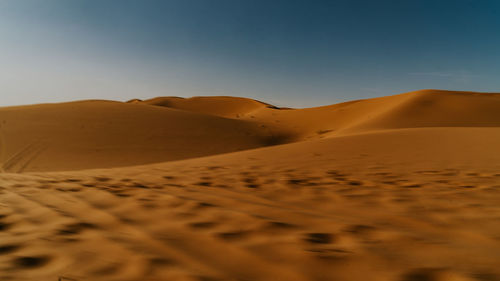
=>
[1,90,500,281]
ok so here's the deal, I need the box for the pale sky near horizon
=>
[0,0,499,108]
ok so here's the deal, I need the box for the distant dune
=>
[1,90,500,281]
[1,89,500,172]
[128,96,277,118]
[0,99,292,172]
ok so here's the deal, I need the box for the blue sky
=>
[0,0,499,107]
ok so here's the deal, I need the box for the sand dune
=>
[0,100,292,172]
[3,89,500,172]
[1,90,500,281]
[129,96,277,118]
[342,90,500,132]
[236,89,500,138]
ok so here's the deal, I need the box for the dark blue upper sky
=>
[0,0,499,107]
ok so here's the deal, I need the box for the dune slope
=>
[129,96,275,118]
[1,90,500,281]
[0,100,292,172]
[1,126,500,281]
[137,90,500,140]
[2,90,500,172]
[237,89,500,138]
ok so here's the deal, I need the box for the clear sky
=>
[0,0,499,108]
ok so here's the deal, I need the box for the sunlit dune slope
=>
[0,100,291,172]
[235,89,500,138]
[128,96,276,118]
[153,126,500,173]
[2,91,500,281]
[134,90,500,140]
[2,89,500,172]
[8,126,497,281]
[341,89,500,133]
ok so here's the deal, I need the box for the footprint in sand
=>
[400,268,475,281]
[12,255,51,269]
[56,222,98,236]
[0,244,22,255]
[0,214,13,232]
[188,221,219,229]
[304,233,336,244]
[216,230,252,241]
[243,177,260,188]
[265,221,297,230]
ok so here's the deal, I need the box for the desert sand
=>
[1,89,500,281]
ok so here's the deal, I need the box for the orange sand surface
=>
[1,90,500,281]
